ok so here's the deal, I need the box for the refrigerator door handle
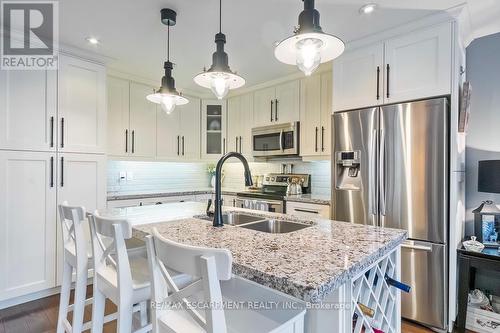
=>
[370,129,378,215]
[401,243,433,252]
[379,129,386,216]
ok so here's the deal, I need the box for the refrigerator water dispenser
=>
[335,151,361,190]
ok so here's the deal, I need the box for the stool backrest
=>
[58,202,87,263]
[146,228,232,333]
[88,212,133,290]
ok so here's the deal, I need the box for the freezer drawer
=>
[401,241,447,330]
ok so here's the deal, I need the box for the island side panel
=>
[305,247,402,333]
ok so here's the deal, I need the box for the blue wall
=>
[465,32,500,295]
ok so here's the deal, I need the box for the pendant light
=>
[194,0,245,99]
[274,0,345,76]
[147,9,188,114]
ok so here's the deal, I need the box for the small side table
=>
[456,246,500,332]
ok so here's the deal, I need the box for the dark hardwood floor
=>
[0,289,474,333]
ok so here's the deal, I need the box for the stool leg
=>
[56,261,72,333]
[139,301,148,327]
[91,281,106,333]
[117,300,134,333]
[71,264,88,333]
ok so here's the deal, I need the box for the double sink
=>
[202,212,311,234]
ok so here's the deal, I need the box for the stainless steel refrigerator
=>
[331,97,449,330]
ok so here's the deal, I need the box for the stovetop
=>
[236,189,286,201]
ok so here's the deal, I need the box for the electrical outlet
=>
[127,171,134,181]
[119,171,126,183]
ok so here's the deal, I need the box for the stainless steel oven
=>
[252,122,299,157]
[234,197,284,213]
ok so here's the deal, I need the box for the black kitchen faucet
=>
[213,152,253,227]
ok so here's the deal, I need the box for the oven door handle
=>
[279,130,284,151]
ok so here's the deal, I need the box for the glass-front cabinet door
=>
[201,99,226,159]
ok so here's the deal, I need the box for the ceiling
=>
[58,0,500,95]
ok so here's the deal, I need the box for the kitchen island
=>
[100,201,406,333]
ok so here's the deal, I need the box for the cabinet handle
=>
[60,117,64,148]
[60,156,64,187]
[275,99,278,121]
[131,130,135,153]
[177,135,180,156]
[125,129,128,153]
[223,138,226,154]
[50,156,54,188]
[294,208,319,214]
[239,136,242,153]
[50,116,54,148]
[321,126,325,152]
[182,136,185,156]
[376,66,380,100]
[270,100,274,122]
[235,136,238,152]
[386,64,390,98]
[315,127,318,152]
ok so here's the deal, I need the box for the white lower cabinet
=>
[56,153,107,284]
[0,151,107,300]
[286,201,330,219]
[0,151,57,301]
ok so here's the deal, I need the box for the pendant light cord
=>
[167,24,170,61]
[219,0,222,33]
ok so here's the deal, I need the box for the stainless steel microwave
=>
[252,122,299,157]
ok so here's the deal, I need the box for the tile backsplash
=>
[107,160,331,196]
[107,161,209,194]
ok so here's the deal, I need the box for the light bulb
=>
[160,94,176,114]
[296,38,323,76]
[210,73,230,99]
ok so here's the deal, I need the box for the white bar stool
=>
[56,203,91,333]
[56,203,145,333]
[145,227,306,333]
[89,212,191,333]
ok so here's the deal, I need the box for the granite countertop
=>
[107,188,242,201]
[100,202,405,302]
[284,193,331,205]
[107,189,331,205]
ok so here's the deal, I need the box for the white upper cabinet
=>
[253,80,300,127]
[300,75,322,157]
[107,76,130,156]
[333,22,453,111]
[0,70,57,151]
[332,43,384,111]
[238,93,254,156]
[253,87,275,127]
[129,82,157,158]
[0,151,57,301]
[274,80,300,124]
[384,23,452,103]
[156,106,180,159]
[227,93,254,157]
[201,100,226,160]
[179,97,201,160]
[58,55,106,153]
[320,72,333,155]
[300,71,332,158]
